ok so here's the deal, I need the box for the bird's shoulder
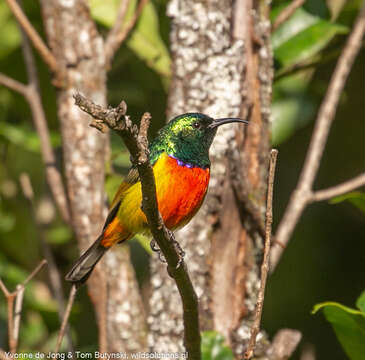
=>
[108,150,165,210]
[109,167,139,209]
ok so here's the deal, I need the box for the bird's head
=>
[150,113,248,168]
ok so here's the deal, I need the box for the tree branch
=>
[104,0,131,66]
[74,93,201,359]
[5,16,72,224]
[271,2,365,272]
[244,149,278,359]
[13,285,25,352]
[5,0,59,74]
[0,279,10,297]
[311,172,365,202]
[0,73,28,96]
[104,0,149,68]
[0,260,47,353]
[55,285,77,353]
[23,260,47,286]
[272,0,306,32]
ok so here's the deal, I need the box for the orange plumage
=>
[101,152,210,247]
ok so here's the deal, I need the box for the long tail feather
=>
[65,235,107,286]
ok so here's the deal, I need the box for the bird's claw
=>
[150,239,167,263]
[167,230,185,269]
[150,238,159,252]
[150,232,185,270]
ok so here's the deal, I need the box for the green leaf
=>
[126,2,171,77]
[356,291,365,314]
[272,7,319,49]
[89,0,120,27]
[89,0,171,78]
[272,95,316,145]
[201,331,234,360]
[330,192,365,215]
[275,20,348,70]
[313,301,365,360]
[272,71,317,145]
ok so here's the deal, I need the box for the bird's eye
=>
[192,122,201,129]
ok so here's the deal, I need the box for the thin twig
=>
[272,0,306,32]
[55,285,77,353]
[19,173,74,352]
[0,261,47,353]
[311,172,365,202]
[74,93,201,360]
[22,260,47,286]
[0,73,28,96]
[105,0,149,67]
[104,0,131,66]
[0,278,10,297]
[7,295,16,353]
[13,285,25,352]
[244,149,278,359]
[115,0,149,48]
[271,2,365,272]
[5,0,58,74]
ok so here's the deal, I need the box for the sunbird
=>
[66,113,248,285]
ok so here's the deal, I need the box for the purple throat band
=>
[168,154,196,169]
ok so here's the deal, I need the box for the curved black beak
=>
[208,117,249,129]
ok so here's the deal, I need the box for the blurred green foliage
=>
[271,0,351,145]
[201,332,234,360]
[91,0,171,78]
[0,0,364,358]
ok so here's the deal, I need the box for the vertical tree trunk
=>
[149,0,272,356]
[39,0,147,352]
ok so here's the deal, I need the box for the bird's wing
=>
[108,166,140,211]
[104,150,159,230]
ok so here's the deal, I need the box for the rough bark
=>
[149,0,272,357]
[39,0,147,352]
[229,1,273,356]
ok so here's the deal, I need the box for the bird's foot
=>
[167,230,185,269]
[149,232,185,271]
[150,239,166,263]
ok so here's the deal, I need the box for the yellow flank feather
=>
[115,153,171,234]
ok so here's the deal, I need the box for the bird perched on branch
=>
[66,113,248,285]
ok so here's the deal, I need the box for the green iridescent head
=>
[149,113,248,168]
